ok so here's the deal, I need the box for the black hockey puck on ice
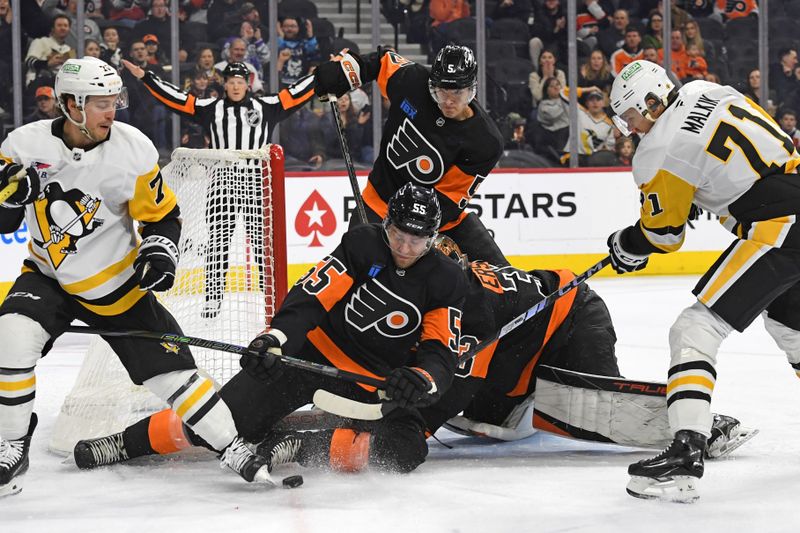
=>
[282,475,304,488]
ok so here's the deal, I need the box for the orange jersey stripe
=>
[434,165,475,210]
[329,428,370,472]
[148,409,191,455]
[362,180,389,219]
[377,52,411,98]
[469,339,498,379]
[278,85,314,110]
[507,269,578,397]
[146,84,196,115]
[439,209,468,231]
[420,307,454,347]
[307,327,383,391]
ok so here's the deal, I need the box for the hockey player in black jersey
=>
[73,183,468,474]
[313,45,507,266]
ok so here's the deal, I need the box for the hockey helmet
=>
[434,235,469,271]
[55,57,127,112]
[223,61,250,81]
[610,60,676,136]
[429,45,477,104]
[385,183,442,238]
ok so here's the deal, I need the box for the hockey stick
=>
[65,325,386,389]
[312,256,613,420]
[328,94,369,225]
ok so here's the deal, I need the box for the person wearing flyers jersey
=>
[313,45,507,266]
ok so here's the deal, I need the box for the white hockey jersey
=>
[0,118,178,315]
[631,80,800,253]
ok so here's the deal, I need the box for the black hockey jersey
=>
[346,50,504,229]
[459,262,581,397]
[269,224,467,392]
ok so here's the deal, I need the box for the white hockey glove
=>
[607,229,650,274]
[135,235,179,292]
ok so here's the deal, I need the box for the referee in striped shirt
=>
[122,59,316,318]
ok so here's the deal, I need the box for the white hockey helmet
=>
[610,60,675,136]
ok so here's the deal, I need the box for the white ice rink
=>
[5,275,800,532]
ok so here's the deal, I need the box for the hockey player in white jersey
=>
[607,59,800,502]
[0,57,274,497]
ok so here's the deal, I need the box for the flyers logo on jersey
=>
[345,279,422,338]
[386,118,445,185]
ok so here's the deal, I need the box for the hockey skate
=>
[0,413,37,498]
[256,432,304,472]
[705,413,759,459]
[627,430,706,503]
[219,436,273,484]
[74,431,129,469]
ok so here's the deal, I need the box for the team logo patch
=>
[160,342,180,354]
[32,182,104,269]
[386,118,445,185]
[345,279,421,338]
[400,99,417,119]
[621,62,642,81]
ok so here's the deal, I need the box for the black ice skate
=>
[74,431,129,469]
[627,429,706,503]
[705,413,759,459]
[220,436,273,484]
[0,413,38,498]
[256,432,305,472]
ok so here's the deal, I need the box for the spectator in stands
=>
[207,0,240,42]
[660,29,689,81]
[121,39,169,149]
[84,38,102,59]
[535,77,569,160]
[282,101,325,169]
[705,72,722,83]
[576,0,612,52]
[492,0,534,24]
[64,0,102,51]
[429,0,471,58]
[770,48,799,111]
[277,16,319,87]
[615,136,635,166]
[642,44,660,65]
[562,89,615,165]
[101,26,124,71]
[222,2,268,41]
[215,37,264,93]
[25,14,75,85]
[181,71,214,148]
[529,49,565,109]
[133,0,192,62]
[682,19,704,56]
[642,11,663,50]
[222,20,270,77]
[778,109,800,149]
[579,49,613,95]
[610,25,643,76]
[711,0,757,24]
[184,46,225,94]
[142,34,170,69]
[504,112,534,151]
[743,69,777,116]
[319,92,374,165]
[23,86,60,123]
[529,0,566,68]
[684,43,708,80]
[109,0,151,25]
[597,8,628,59]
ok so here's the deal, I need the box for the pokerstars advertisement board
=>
[0,169,732,297]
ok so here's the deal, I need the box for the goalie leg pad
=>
[0,314,48,439]
[444,393,538,442]
[143,370,236,451]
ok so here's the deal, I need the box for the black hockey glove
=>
[607,229,650,274]
[384,366,437,408]
[0,163,40,207]
[134,235,179,291]
[241,329,286,381]
[314,51,363,100]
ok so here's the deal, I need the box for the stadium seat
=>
[724,16,759,41]
[312,18,336,59]
[278,0,319,20]
[489,18,530,58]
[497,150,553,168]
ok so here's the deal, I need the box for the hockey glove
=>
[134,235,179,292]
[0,163,40,207]
[241,329,287,381]
[314,51,362,100]
[384,366,438,408]
[607,230,650,274]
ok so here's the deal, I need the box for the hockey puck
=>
[282,475,304,489]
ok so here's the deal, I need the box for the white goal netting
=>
[48,146,287,454]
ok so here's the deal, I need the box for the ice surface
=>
[4,276,799,532]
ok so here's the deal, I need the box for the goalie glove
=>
[0,163,40,208]
[384,366,438,408]
[134,235,179,292]
[607,229,650,274]
[314,50,362,100]
[241,329,287,381]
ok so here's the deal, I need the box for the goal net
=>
[48,146,287,454]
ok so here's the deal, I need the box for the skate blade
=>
[626,475,699,503]
[0,475,25,498]
[251,466,278,487]
[706,427,759,459]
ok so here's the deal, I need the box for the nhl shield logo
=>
[245,108,260,126]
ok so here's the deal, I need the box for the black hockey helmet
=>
[385,183,441,238]
[223,61,250,80]
[429,45,477,91]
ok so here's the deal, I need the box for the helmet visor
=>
[612,107,644,137]
[383,221,435,260]
[84,87,129,112]
[428,83,476,106]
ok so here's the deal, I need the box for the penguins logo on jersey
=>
[32,182,104,269]
[386,118,445,185]
[345,279,422,338]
